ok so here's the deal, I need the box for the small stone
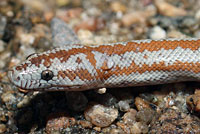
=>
[46,112,76,134]
[44,11,54,22]
[75,17,105,32]
[84,103,118,127]
[65,92,88,112]
[154,0,187,17]
[181,17,197,30]
[8,57,21,68]
[114,90,133,112]
[1,91,17,110]
[167,30,187,38]
[149,108,200,133]
[122,6,156,26]
[77,29,94,44]
[149,26,166,40]
[136,108,156,124]
[0,16,7,39]
[0,40,5,52]
[18,31,35,46]
[56,0,70,7]
[117,108,148,134]
[186,89,200,112]
[93,126,101,132]
[87,7,102,16]
[130,122,148,134]
[123,109,137,125]
[194,30,200,38]
[109,128,124,134]
[135,97,151,111]
[56,8,82,22]
[110,1,127,13]
[96,88,107,94]
[118,100,130,112]
[109,22,120,35]
[77,120,92,128]
[22,0,49,12]
[0,124,6,134]
[17,95,31,108]
[0,51,11,69]
[195,9,200,20]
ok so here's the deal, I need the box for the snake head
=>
[8,53,54,90]
[8,47,95,91]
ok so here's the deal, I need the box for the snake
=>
[7,18,200,91]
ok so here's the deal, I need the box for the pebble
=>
[109,22,120,35]
[0,49,10,69]
[2,21,15,42]
[154,0,187,17]
[65,92,88,112]
[117,119,148,134]
[96,87,107,94]
[122,109,137,125]
[118,100,130,112]
[75,17,105,32]
[8,57,21,68]
[77,29,94,44]
[109,128,124,134]
[19,33,35,46]
[110,1,127,13]
[181,17,198,31]
[1,91,17,110]
[46,112,76,134]
[77,120,93,129]
[186,89,200,112]
[167,30,187,38]
[56,8,82,22]
[22,0,50,12]
[195,9,200,20]
[0,124,6,134]
[135,97,151,111]
[130,122,148,134]
[110,90,133,112]
[149,26,166,40]
[149,108,200,133]
[0,15,6,39]
[56,0,70,7]
[17,95,31,108]
[0,40,5,52]
[122,5,156,26]
[84,103,118,127]
[93,126,101,132]
[136,108,156,124]
[116,108,148,134]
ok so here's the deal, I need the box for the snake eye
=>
[41,70,54,81]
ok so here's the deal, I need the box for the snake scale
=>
[8,18,200,91]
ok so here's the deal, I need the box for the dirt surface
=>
[1,0,200,133]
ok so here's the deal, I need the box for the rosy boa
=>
[8,18,200,91]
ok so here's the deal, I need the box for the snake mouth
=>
[8,70,87,91]
[8,70,51,90]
